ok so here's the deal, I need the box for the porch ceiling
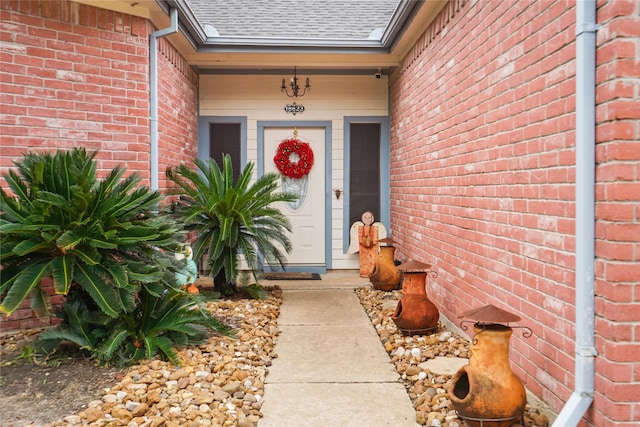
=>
[79,0,446,73]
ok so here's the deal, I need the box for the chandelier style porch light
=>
[281,66,310,98]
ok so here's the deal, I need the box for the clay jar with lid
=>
[369,238,402,291]
[391,260,439,335]
[449,323,526,427]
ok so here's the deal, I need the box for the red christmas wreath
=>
[273,138,314,179]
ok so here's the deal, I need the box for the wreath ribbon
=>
[273,138,314,179]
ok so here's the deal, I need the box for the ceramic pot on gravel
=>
[448,324,526,427]
[369,244,402,291]
[391,260,439,335]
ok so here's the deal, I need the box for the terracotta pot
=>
[369,245,402,291]
[391,271,439,335]
[448,324,526,427]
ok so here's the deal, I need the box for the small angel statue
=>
[347,211,387,277]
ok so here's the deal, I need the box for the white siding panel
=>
[199,74,387,270]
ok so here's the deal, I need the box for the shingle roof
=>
[185,0,400,41]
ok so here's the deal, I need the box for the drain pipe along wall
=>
[149,8,178,191]
[552,1,598,426]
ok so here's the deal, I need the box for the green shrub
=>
[166,154,297,296]
[1,148,234,365]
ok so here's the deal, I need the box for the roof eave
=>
[196,38,390,54]
[159,0,421,54]
[380,0,423,48]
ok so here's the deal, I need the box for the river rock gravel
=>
[47,288,284,427]
[3,285,550,427]
[355,287,550,427]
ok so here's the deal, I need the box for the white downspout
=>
[552,1,598,426]
[149,8,178,191]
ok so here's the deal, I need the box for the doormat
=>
[264,272,321,280]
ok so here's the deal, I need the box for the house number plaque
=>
[284,102,305,115]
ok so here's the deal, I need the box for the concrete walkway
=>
[258,271,419,427]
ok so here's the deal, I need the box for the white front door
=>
[263,127,325,269]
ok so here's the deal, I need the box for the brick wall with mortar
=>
[389,0,639,425]
[155,35,198,195]
[592,1,640,425]
[0,0,198,330]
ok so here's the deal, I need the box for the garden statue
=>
[175,245,199,293]
[347,211,387,277]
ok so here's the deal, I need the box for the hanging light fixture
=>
[281,66,310,98]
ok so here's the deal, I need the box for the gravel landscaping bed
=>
[356,287,550,427]
[1,285,550,427]
[1,288,283,427]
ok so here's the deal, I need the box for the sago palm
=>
[166,154,297,295]
[1,148,235,365]
[37,287,235,366]
[0,148,183,317]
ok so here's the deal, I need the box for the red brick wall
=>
[0,0,198,330]
[156,36,198,194]
[592,1,640,426]
[389,0,639,426]
[0,0,150,180]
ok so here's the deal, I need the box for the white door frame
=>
[257,121,332,273]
